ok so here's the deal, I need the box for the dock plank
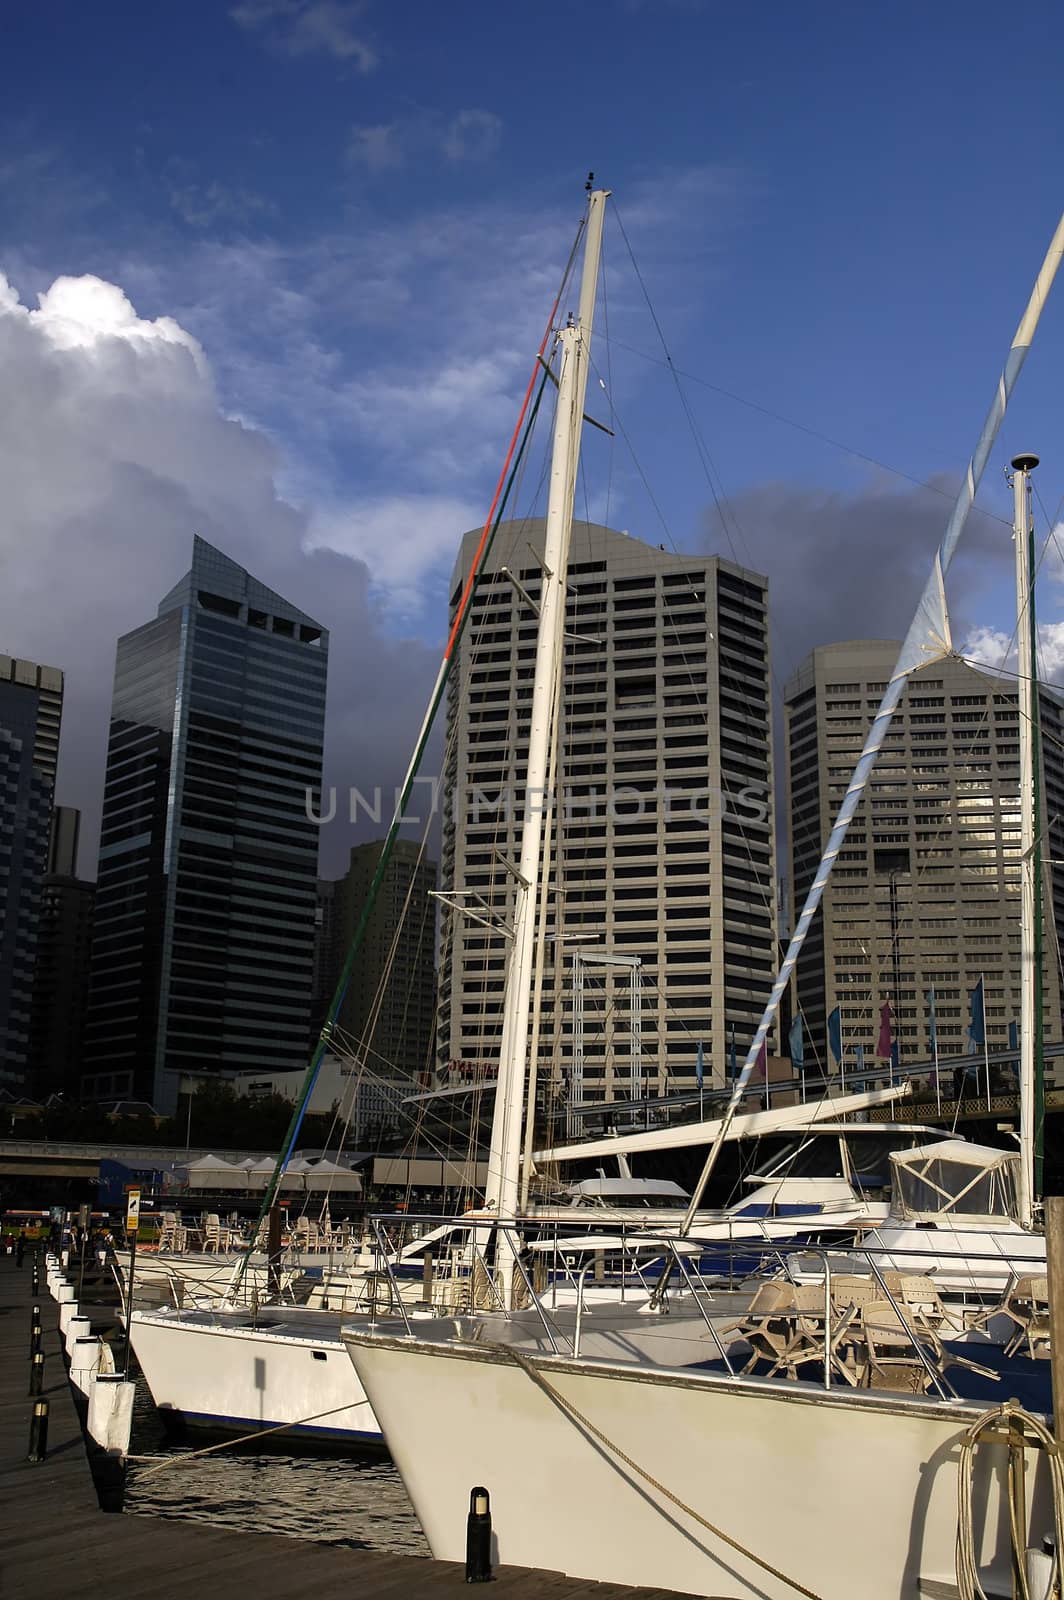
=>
[0,1254,711,1600]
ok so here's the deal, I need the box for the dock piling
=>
[27,1398,49,1462]
[465,1486,493,1584]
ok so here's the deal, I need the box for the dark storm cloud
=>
[699,475,1012,684]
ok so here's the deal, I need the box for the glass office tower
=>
[0,656,64,1089]
[84,537,329,1111]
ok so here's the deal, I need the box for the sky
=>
[5,0,1064,877]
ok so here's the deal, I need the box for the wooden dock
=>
[0,1253,703,1600]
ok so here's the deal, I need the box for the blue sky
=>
[4,0,1064,869]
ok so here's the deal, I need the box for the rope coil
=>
[956,1399,1064,1600]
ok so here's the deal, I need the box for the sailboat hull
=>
[132,1308,382,1448]
[343,1327,1046,1599]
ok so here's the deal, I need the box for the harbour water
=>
[123,1378,429,1555]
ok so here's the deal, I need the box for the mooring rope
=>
[955,1399,1064,1600]
[127,1401,364,1480]
[488,1344,824,1600]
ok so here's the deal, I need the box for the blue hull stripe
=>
[175,1408,382,1444]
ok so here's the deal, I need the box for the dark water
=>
[123,1377,429,1556]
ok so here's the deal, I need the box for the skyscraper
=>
[84,537,329,1111]
[438,519,775,1123]
[324,838,437,1082]
[29,807,95,1099]
[0,655,64,1089]
[785,640,1064,1077]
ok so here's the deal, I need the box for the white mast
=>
[486,186,608,1301]
[1012,451,1039,1229]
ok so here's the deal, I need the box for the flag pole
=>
[982,971,991,1111]
[933,1023,941,1119]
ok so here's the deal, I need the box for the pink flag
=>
[750,1039,768,1081]
[877,1001,893,1061]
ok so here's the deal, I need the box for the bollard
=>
[30,1321,42,1357]
[70,1336,101,1396]
[29,1350,44,1396]
[58,1299,77,1338]
[65,1315,92,1360]
[465,1485,493,1583]
[27,1398,49,1462]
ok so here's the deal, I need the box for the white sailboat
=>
[343,191,1064,1597]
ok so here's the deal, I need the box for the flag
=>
[729,1024,737,1081]
[788,1015,804,1074]
[1008,1019,1019,1053]
[926,988,938,1053]
[827,1006,842,1068]
[855,1043,865,1076]
[750,1038,768,1081]
[877,1001,893,1061]
[695,1040,704,1089]
[968,979,985,1049]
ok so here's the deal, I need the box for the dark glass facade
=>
[0,659,63,1090]
[84,537,328,1111]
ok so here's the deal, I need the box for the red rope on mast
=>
[443,242,580,661]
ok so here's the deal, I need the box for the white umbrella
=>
[247,1157,302,1191]
[304,1158,362,1194]
[183,1154,247,1191]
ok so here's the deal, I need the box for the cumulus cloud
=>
[307,494,482,617]
[0,270,439,877]
[960,622,1064,686]
[230,0,378,68]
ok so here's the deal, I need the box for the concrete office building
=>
[84,537,328,1111]
[786,640,1064,1078]
[0,655,64,1088]
[437,519,776,1123]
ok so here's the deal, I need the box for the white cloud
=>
[347,122,404,173]
[307,494,482,616]
[168,179,277,231]
[0,270,439,872]
[347,107,503,172]
[230,0,378,68]
[958,621,1064,687]
[442,110,502,163]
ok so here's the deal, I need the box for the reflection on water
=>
[124,1378,429,1556]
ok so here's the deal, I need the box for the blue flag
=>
[788,1015,804,1074]
[827,1006,842,1067]
[855,1043,865,1076]
[695,1040,704,1088]
[729,1025,737,1081]
[1008,1019,1019,1053]
[968,979,986,1049]
[926,988,938,1053]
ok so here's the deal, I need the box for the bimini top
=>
[889,1139,1019,1222]
[566,1177,690,1205]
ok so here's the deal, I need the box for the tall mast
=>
[1012,451,1042,1228]
[486,186,608,1298]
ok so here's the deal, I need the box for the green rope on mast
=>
[237,371,551,1279]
